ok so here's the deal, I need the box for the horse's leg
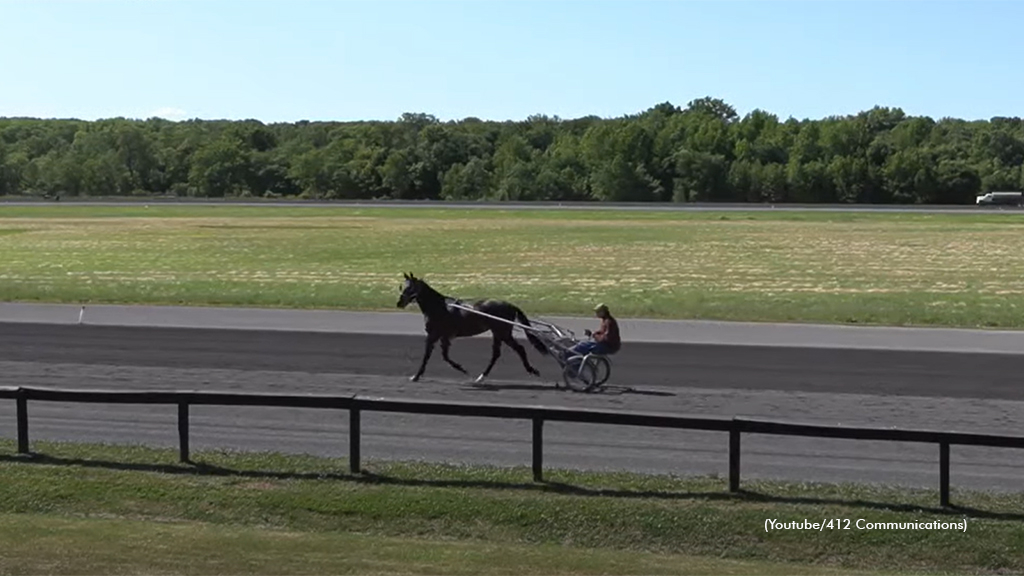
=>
[411,334,439,382]
[440,337,467,375]
[505,334,541,377]
[475,334,503,384]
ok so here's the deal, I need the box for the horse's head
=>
[397,272,422,308]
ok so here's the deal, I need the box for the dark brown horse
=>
[397,272,548,383]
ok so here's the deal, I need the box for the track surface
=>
[8,302,1024,353]
[3,319,1024,493]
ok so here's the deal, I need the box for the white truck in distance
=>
[976,191,1023,206]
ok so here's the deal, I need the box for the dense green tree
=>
[3,98,1023,203]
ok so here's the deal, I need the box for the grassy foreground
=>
[1,440,1023,575]
[3,204,1024,328]
[0,514,881,576]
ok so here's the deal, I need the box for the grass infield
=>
[2,204,1024,327]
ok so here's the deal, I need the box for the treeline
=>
[1,97,1023,203]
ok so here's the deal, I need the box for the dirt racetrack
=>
[2,319,1024,492]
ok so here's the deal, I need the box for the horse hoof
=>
[474,374,486,384]
[410,375,420,382]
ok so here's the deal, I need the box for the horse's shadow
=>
[599,385,676,397]
[460,382,556,393]
[460,380,676,397]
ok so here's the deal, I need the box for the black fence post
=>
[350,408,361,474]
[940,441,950,507]
[16,389,28,454]
[532,417,543,482]
[729,426,741,492]
[178,401,190,463]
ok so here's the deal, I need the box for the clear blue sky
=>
[1,0,1021,123]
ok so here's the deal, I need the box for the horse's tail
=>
[514,306,549,356]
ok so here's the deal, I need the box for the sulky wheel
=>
[591,356,611,388]
[562,357,597,392]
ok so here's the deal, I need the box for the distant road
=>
[2,197,1022,214]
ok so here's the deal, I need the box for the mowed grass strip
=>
[4,205,1024,327]
[0,440,1022,575]
[0,514,885,576]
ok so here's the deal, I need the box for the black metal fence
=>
[3,385,1023,507]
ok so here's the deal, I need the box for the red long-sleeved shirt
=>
[592,316,621,353]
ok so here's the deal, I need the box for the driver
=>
[572,303,620,357]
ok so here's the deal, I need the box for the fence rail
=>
[3,385,1023,507]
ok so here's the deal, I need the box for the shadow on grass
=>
[3,451,1021,522]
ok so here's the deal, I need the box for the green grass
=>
[0,514,886,576]
[4,204,1024,327]
[1,440,1023,575]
